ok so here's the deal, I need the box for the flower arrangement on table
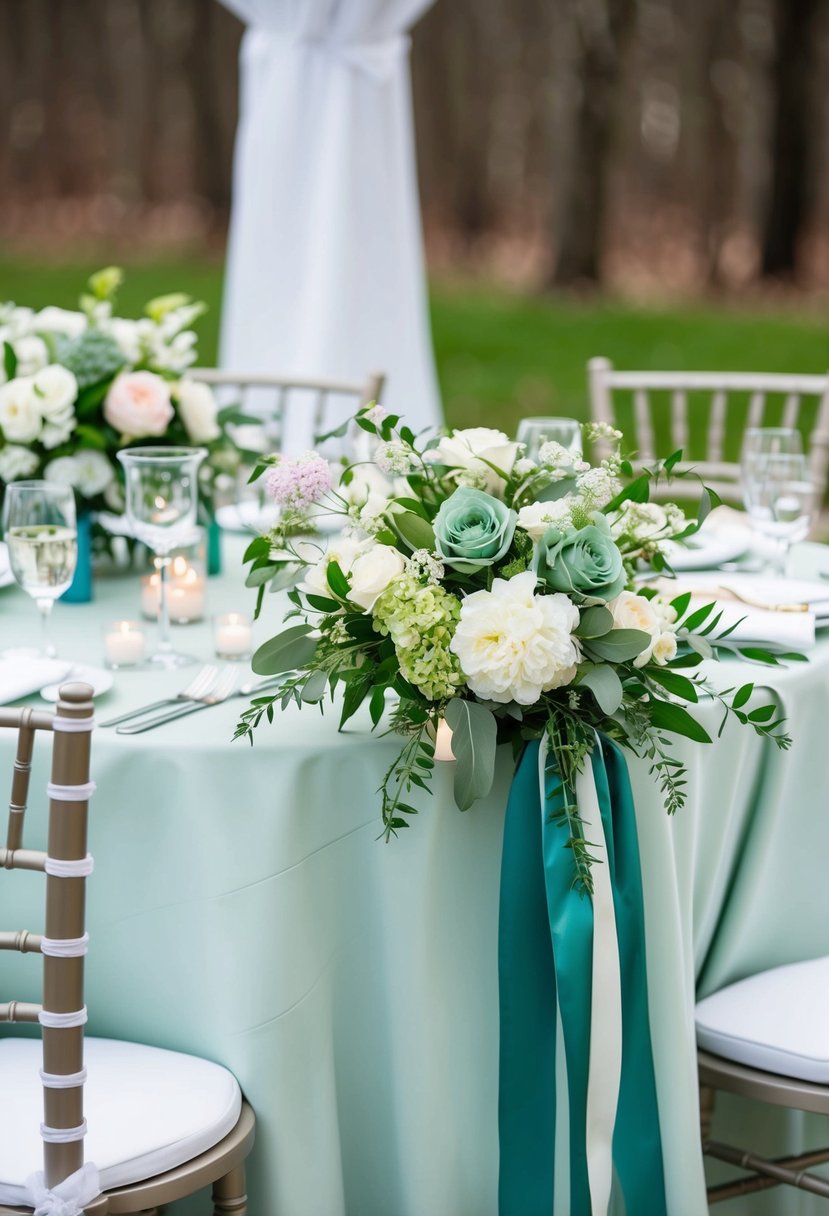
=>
[0,267,243,516]
[236,407,793,892]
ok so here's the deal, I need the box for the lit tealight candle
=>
[103,620,146,669]
[214,612,253,660]
[140,555,206,623]
[433,718,455,762]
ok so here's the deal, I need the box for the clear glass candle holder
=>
[213,612,253,661]
[102,620,146,670]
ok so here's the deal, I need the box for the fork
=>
[99,665,220,728]
[115,666,241,734]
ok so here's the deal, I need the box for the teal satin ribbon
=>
[498,736,667,1215]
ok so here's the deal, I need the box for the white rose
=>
[33,364,78,416]
[74,450,115,497]
[104,371,174,438]
[0,377,41,443]
[0,306,35,341]
[300,536,366,599]
[13,335,49,376]
[610,501,669,542]
[44,455,80,488]
[652,632,678,665]
[0,444,40,481]
[429,427,520,495]
[450,570,581,705]
[34,306,87,338]
[349,544,406,611]
[175,379,221,443]
[607,590,661,667]
[516,499,575,542]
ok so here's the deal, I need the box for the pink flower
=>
[265,452,332,511]
[104,371,174,438]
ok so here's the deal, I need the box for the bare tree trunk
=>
[761,0,822,278]
[549,0,635,287]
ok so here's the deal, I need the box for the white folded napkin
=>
[0,657,73,705]
[669,573,817,649]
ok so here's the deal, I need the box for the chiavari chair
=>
[0,683,254,1215]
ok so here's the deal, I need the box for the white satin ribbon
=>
[26,1163,100,1216]
[576,754,623,1216]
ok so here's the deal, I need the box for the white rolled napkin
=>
[0,657,73,705]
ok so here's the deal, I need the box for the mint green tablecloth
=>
[1,535,829,1216]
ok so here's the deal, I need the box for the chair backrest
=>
[188,368,385,446]
[587,357,829,505]
[0,682,95,1191]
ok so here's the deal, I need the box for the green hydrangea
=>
[373,573,464,701]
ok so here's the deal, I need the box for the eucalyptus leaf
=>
[577,664,623,714]
[584,628,651,663]
[649,700,712,743]
[393,510,435,552]
[301,669,328,703]
[444,699,498,811]
[252,624,318,675]
[576,605,614,639]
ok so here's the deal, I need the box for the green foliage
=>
[444,698,498,810]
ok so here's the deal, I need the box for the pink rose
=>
[104,371,174,438]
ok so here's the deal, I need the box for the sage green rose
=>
[533,512,625,602]
[434,487,517,573]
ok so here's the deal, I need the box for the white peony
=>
[516,499,576,542]
[429,427,520,496]
[13,335,49,376]
[606,591,662,667]
[349,544,406,610]
[0,444,40,481]
[0,377,41,443]
[450,570,581,705]
[34,306,87,337]
[175,379,221,443]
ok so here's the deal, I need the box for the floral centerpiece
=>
[236,406,796,1213]
[236,406,792,889]
[0,267,243,516]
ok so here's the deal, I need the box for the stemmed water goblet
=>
[516,417,583,461]
[2,480,78,658]
[741,451,815,577]
[118,446,207,668]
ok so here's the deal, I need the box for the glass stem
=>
[157,555,173,654]
[37,599,56,659]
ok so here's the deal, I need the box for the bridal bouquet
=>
[237,408,792,888]
[0,267,242,513]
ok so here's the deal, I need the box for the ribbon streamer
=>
[498,735,667,1215]
[26,1162,100,1216]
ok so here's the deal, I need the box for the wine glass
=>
[517,417,583,461]
[741,452,815,576]
[118,447,207,668]
[741,426,803,470]
[2,480,77,658]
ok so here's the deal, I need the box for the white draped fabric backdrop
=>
[219,0,442,451]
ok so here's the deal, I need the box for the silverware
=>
[119,674,288,734]
[99,665,220,728]
[116,666,241,734]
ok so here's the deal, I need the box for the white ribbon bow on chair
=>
[26,1163,101,1216]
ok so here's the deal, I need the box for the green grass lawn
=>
[2,256,829,441]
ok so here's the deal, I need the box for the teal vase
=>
[64,512,93,604]
[207,515,222,577]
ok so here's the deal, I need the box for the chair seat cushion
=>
[696,955,829,1084]
[0,1036,242,1207]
